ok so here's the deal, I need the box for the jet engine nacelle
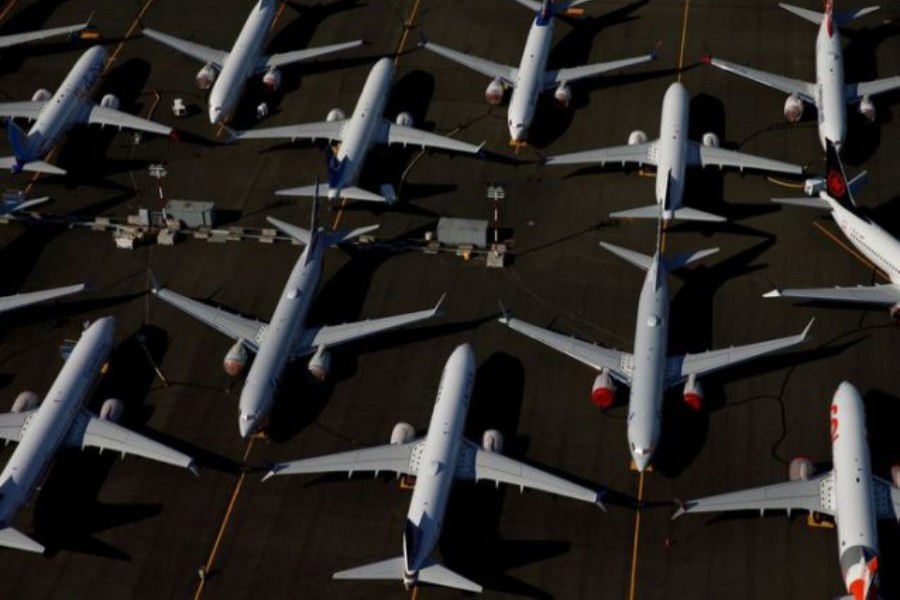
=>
[789,456,815,481]
[100,94,120,110]
[100,398,125,422]
[395,111,414,127]
[262,67,282,92]
[482,429,503,453]
[11,391,38,413]
[890,303,900,321]
[682,375,703,411]
[859,95,876,123]
[31,88,51,102]
[223,340,249,377]
[553,83,572,109]
[892,464,900,488]
[308,346,331,381]
[591,369,616,408]
[326,108,346,122]
[628,130,648,145]
[784,93,804,123]
[701,132,720,148]
[485,78,504,106]
[390,421,415,445]
[196,63,217,90]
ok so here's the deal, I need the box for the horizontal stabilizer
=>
[0,527,44,553]
[326,224,380,246]
[419,562,483,593]
[266,216,312,246]
[668,207,726,222]
[778,3,825,24]
[276,184,388,203]
[772,196,832,209]
[600,241,653,271]
[609,205,725,222]
[609,204,661,220]
[333,556,404,581]
[0,157,66,175]
[779,2,876,25]
[663,247,719,271]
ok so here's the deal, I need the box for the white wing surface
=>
[0,101,45,121]
[232,120,344,142]
[0,23,88,49]
[706,57,815,102]
[545,52,656,88]
[848,77,900,101]
[422,41,516,85]
[690,142,802,174]
[0,411,30,443]
[86,106,172,136]
[675,472,834,518]
[70,413,195,471]
[153,287,266,352]
[545,142,658,167]
[142,28,227,67]
[258,40,364,71]
[264,441,422,479]
[379,121,482,154]
[0,284,85,314]
[764,284,900,305]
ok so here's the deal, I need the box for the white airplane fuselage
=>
[813,10,847,150]
[655,83,691,221]
[506,12,553,143]
[18,45,105,165]
[0,317,115,527]
[326,58,393,200]
[237,236,322,437]
[626,258,669,472]
[828,200,900,286]
[208,0,275,124]
[830,381,879,599]
[401,343,476,589]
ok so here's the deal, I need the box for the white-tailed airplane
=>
[674,381,900,600]
[0,21,89,49]
[544,82,804,222]
[263,343,602,593]
[421,0,657,147]
[703,2,900,153]
[500,227,813,471]
[765,140,900,317]
[143,0,363,125]
[0,45,173,175]
[231,57,483,204]
[153,202,444,437]
[0,317,196,554]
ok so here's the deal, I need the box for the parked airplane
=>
[0,21,88,49]
[0,317,195,553]
[421,0,657,147]
[0,45,173,175]
[765,140,900,317]
[143,0,363,125]
[153,202,444,437]
[264,343,602,592]
[675,381,900,600]
[500,227,813,472]
[703,2,900,152]
[231,57,483,204]
[544,82,803,222]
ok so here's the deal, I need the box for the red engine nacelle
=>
[591,369,616,408]
[11,391,39,413]
[482,429,503,453]
[262,67,281,92]
[789,456,815,481]
[859,95,876,123]
[485,78,504,106]
[784,93,804,123]
[682,375,703,411]
[308,346,331,381]
[390,421,415,445]
[223,340,249,377]
[553,83,572,109]
[100,398,125,423]
[196,63,217,90]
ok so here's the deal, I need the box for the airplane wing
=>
[264,441,422,479]
[152,287,266,352]
[0,411,30,443]
[231,120,344,143]
[0,22,88,49]
[669,319,813,384]
[378,121,483,154]
[86,105,172,136]
[0,101,46,121]
[544,52,656,88]
[0,283,85,314]
[298,296,445,355]
[142,28,228,68]
[705,57,815,102]
[688,141,802,174]
[545,142,658,167]
[458,441,602,506]
[257,40,364,71]
[69,412,196,472]
[674,472,834,518]
[421,40,516,85]
[764,283,900,306]
[847,77,900,101]
[500,315,632,383]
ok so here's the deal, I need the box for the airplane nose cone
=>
[632,448,654,472]
[238,414,256,438]
[209,106,223,125]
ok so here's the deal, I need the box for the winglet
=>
[671,499,687,520]
[762,288,783,298]
[799,317,815,341]
[596,489,607,512]
[432,293,448,317]
[497,299,511,324]
[651,40,662,61]
[222,126,239,143]
[700,54,713,65]
[418,30,428,48]
[148,269,163,294]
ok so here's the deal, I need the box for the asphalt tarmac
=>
[0,0,897,598]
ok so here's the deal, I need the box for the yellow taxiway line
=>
[627,471,646,600]
[0,0,19,23]
[677,0,691,79]
[813,221,888,282]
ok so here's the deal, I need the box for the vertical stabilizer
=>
[824,139,856,209]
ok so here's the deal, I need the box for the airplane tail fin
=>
[0,157,65,176]
[824,138,856,210]
[0,526,44,553]
[333,556,482,593]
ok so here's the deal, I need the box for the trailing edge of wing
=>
[0,283,85,314]
[233,120,343,142]
[263,441,420,480]
[763,284,900,305]
[259,39,364,71]
[545,142,657,167]
[73,413,196,472]
[86,106,172,136]
[152,287,265,351]
[705,56,815,102]
[142,28,227,67]
[421,40,516,85]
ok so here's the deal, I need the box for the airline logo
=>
[830,402,839,443]
[825,0,835,37]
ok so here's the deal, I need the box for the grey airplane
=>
[153,202,444,438]
[500,224,813,471]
